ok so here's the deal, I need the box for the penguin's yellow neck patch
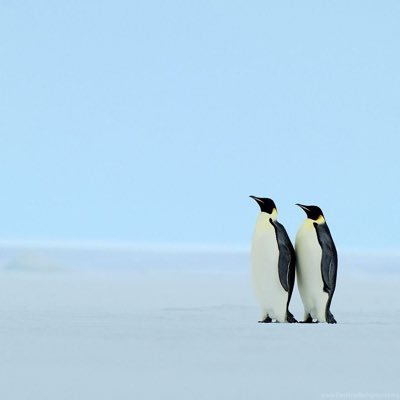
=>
[270,208,278,221]
[303,214,325,228]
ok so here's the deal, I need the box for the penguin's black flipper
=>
[314,222,338,295]
[270,219,296,298]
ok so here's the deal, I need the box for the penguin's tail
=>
[286,310,298,323]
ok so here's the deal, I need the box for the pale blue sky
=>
[1,1,399,249]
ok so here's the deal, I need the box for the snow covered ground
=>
[0,245,399,399]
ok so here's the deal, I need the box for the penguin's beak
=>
[250,195,264,204]
[296,203,310,212]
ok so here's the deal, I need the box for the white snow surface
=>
[0,246,399,399]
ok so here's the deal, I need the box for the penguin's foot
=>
[258,316,272,323]
[326,311,337,324]
[301,314,316,323]
[286,311,298,323]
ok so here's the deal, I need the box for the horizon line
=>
[0,238,399,255]
[0,238,249,253]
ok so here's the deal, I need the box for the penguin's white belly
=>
[251,227,287,322]
[296,224,328,321]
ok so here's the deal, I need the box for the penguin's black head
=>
[250,196,277,214]
[296,204,324,221]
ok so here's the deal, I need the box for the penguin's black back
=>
[314,222,338,296]
[270,219,296,301]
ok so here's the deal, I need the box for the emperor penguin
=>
[250,196,297,323]
[295,204,338,324]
